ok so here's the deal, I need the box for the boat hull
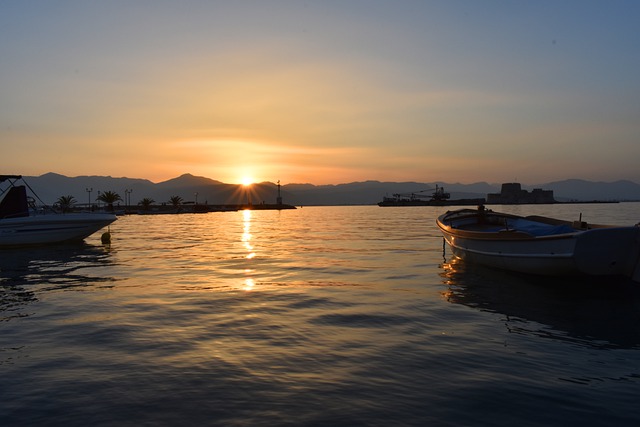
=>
[438,208,640,280]
[0,213,116,247]
[442,232,579,276]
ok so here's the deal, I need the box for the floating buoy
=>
[101,230,111,244]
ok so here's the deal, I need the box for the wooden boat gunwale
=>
[436,208,582,242]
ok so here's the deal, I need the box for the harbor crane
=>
[389,185,450,202]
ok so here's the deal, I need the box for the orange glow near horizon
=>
[4,3,640,186]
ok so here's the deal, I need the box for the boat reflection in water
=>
[0,243,115,289]
[440,255,640,350]
[0,242,116,368]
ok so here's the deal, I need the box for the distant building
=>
[487,183,556,204]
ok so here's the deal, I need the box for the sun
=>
[241,176,254,186]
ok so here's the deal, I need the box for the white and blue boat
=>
[437,206,640,282]
[0,175,116,247]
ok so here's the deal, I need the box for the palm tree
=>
[97,191,122,212]
[138,197,155,211]
[168,195,184,208]
[56,195,76,213]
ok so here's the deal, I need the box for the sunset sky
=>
[1,1,639,185]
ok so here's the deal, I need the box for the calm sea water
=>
[2,204,640,426]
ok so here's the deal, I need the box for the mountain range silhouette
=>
[16,172,640,206]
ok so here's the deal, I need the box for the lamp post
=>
[125,189,132,208]
[86,187,93,211]
[277,180,282,205]
[97,191,101,210]
[195,192,198,205]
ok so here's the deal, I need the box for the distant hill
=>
[156,173,224,189]
[22,173,283,206]
[28,173,156,206]
[282,181,498,205]
[524,179,640,202]
[14,173,640,206]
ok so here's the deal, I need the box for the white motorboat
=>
[437,206,640,282]
[0,175,116,247]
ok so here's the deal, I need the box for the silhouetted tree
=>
[97,191,122,212]
[169,195,184,208]
[138,198,155,211]
[56,195,76,213]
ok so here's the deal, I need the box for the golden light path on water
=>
[2,205,640,426]
[243,209,256,291]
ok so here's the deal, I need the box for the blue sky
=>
[1,1,639,184]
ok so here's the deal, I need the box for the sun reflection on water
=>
[242,210,255,259]
[242,210,256,290]
[243,277,255,291]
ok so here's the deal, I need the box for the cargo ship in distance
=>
[377,186,486,207]
[378,182,619,207]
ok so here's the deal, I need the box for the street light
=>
[125,189,132,208]
[86,187,93,211]
[194,192,198,205]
